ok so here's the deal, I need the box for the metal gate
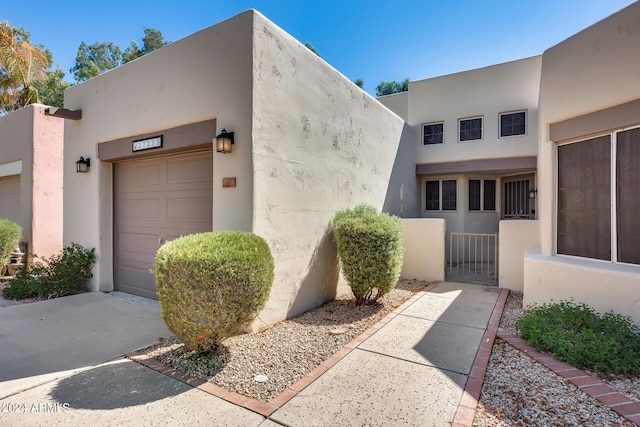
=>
[446,231,498,285]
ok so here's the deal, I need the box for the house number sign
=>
[132,135,163,152]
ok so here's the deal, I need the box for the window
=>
[502,174,534,219]
[469,179,496,211]
[425,179,457,211]
[500,111,526,137]
[423,122,444,145]
[459,117,483,142]
[557,127,640,265]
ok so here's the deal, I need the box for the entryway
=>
[446,231,498,285]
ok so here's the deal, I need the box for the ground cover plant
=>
[2,243,96,300]
[517,300,640,376]
[155,231,274,353]
[333,204,403,306]
[0,218,22,268]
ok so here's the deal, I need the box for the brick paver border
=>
[450,287,640,427]
[127,280,439,418]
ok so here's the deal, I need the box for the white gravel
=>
[142,278,431,402]
[474,292,640,427]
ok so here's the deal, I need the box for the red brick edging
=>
[127,281,440,418]
[451,287,510,427]
[498,331,640,425]
[450,286,640,427]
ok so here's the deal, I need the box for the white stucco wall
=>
[64,11,255,292]
[250,11,406,327]
[409,56,541,165]
[528,2,640,324]
[377,92,409,121]
[498,220,539,292]
[400,218,445,282]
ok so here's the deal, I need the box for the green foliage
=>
[34,66,71,107]
[375,78,409,96]
[155,231,274,353]
[354,78,364,89]
[333,204,403,306]
[0,219,22,267]
[517,300,640,376]
[2,243,96,300]
[71,28,169,82]
[305,42,320,56]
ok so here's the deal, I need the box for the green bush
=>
[517,300,640,376]
[2,243,96,300]
[155,231,274,353]
[0,219,22,268]
[333,204,403,306]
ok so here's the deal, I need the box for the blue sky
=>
[1,0,636,94]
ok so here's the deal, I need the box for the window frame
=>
[468,178,497,212]
[499,110,527,138]
[424,179,457,212]
[555,125,640,267]
[422,121,444,145]
[458,116,483,142]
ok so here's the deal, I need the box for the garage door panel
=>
[0,175,20,224]
[118,198,161,222]
[114,150,212,299]
[116,161,161,187]
[167,155,213,184]
[167,197,212,223]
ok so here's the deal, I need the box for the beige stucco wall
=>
[64,11,255,292]
[524,250,640,326]
[400,218,445,282]
[409,56,541,165]
[0,105,63,259]
[250,11,406,327]
[377,92,409,121]
[528,2,640,322]
[498,220,539,292]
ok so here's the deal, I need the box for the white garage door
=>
[114,151,213,299]
[0,175,20,224]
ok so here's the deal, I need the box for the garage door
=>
[0,175,20,224]
[114,151,213,299]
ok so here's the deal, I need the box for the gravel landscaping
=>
[474,292,640,427]
[142,278,433,402]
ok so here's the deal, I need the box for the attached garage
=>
[0,175,20,224]
[113,151,213,299]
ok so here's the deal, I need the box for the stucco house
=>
[384,2,640,325]
[524,1,640,323]
[0,104,64,262]
[62,10,405,329]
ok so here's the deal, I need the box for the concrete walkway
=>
[0,282,503,427]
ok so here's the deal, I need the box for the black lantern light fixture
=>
[528,187,537,199]
[76,156,90,173]
[215,129,234,154]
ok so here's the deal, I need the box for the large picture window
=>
[425,179,457,211]
[557,127,640,265]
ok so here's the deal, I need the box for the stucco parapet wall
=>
[498,220,539,293]
[400,218,445,282]
[523,249,640,326]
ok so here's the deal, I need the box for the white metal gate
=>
[446,231,498,285]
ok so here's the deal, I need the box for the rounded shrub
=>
[155,231,274,353]
[333,204,403,306]
[0,219,22,268]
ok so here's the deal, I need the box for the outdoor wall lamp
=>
[215,129,234,154]
[528,187,537,199]
[76,156,90,173]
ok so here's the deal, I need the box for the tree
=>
[375,78,409,96]
[354,78,364,89]
[70,41,122,82]
[34,66,70,108]
[0,21,49,112]
[123,27,169,63]
[305,42,320,56]
[71,28,169,82]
